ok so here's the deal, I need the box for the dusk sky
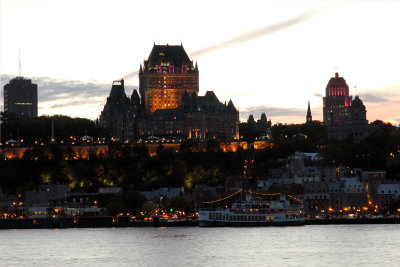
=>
[1,0,400,124]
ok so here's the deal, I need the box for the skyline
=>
[1,1,400,124]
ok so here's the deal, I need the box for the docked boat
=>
[199,142,305,227]
[199,191,305,227]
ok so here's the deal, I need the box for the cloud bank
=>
[0,74,137,119]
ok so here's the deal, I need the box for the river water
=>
[1,225,399,266]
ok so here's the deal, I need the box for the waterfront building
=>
[328,178,368,213]
[0,193,21,218]
[3,77,38,118]
[376,184,400,209]
[303,181,330,215]
[24,184,67,218]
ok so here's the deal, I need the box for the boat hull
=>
[199,220,305,227]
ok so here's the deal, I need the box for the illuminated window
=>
[169,65,175,74]
[156,65,162,73]
[181,65,187,73]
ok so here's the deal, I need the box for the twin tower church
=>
[99,44,240,141]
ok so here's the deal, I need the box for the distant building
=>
[322,73,376,142]
[328,178,368,212]
[246,113,270,132]
[24,184,67,218]
[139,43,199,115]
[376,184,400,209]
[3,77,38,118]
[140,187,184,201]
[323,72,352,124]
[304,181,330,215]
[99,80,134,141]
[306,101,312,122]
[100,44,239,141]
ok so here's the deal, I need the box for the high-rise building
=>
[322,73,376,142]
[323,72,352,124]
[139,43,199,114]
[4,77,38,118]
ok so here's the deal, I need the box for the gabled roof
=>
[202,91,219,103]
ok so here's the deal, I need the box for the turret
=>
[131,89,141,107]
[248,115,255,124]
[226,99,237,113]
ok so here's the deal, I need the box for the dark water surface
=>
[1,225,399,266]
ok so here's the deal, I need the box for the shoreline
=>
[1,216,400,229]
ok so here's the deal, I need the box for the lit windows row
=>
[156,65,188,74]
[150,104,176,108]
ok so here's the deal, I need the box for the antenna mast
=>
[19,49,21,77]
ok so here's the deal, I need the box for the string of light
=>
[203,189,242,204]
[288,194,303,204]
[253,192,281,196]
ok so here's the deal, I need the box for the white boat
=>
[199,191,305,227]
[199,142,305,227]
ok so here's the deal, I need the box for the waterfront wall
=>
[0,140,272,160]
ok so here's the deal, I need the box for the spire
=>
[131,89,140,106]
[195,61,198,71]
[226,99,236,113]
[182,90,190,102]
[306,100,312,123]
[19,49,22,77]
[139,63,143,73]
[260,113,267,122]
[248,115,255,124]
